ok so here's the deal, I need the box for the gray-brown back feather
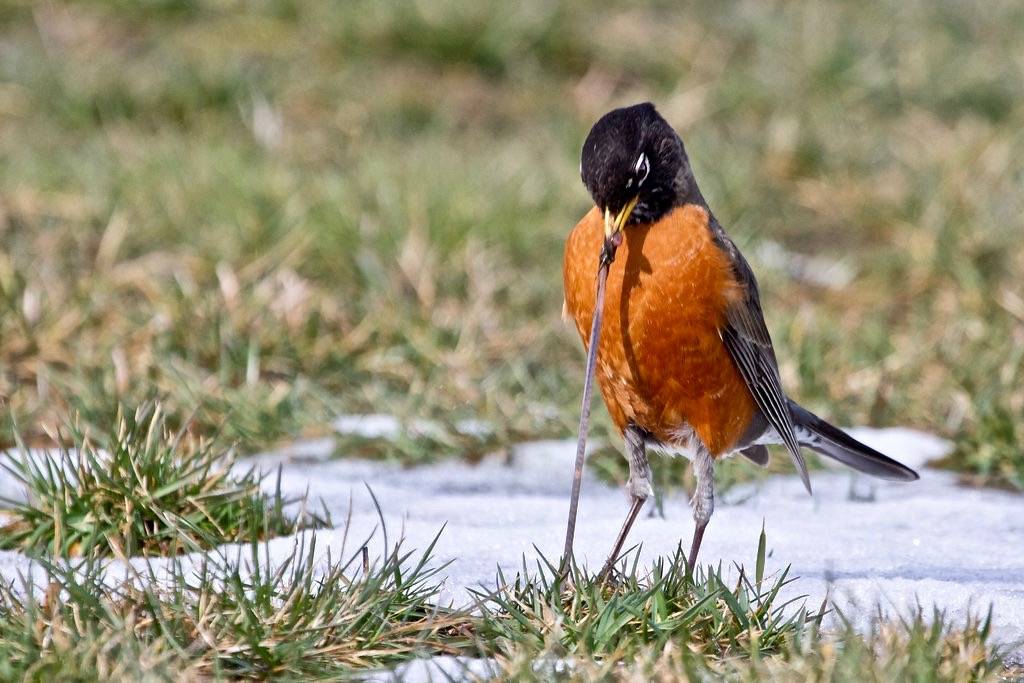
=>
[707,215,811,492]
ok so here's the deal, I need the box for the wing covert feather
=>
[711,219,810,492]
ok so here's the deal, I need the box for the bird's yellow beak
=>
[603,195,639,240]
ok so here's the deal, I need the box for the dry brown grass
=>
[0,0,1021,483]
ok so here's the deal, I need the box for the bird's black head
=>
[580,102,696,234]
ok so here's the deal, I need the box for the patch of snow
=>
[332,414,406,439]
[332,414,493,439]
[363,656,497,682]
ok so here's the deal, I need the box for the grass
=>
[467,533,1009,681]
[0,0,1021,491]
[491,607,1007,681]
[733,607,1005,683]
[472,548,1008,681]
[472,529,818,662]
[0,534,468,681]
[142,534,467,678]
[0,402,326,557]
[331,416,512,466]
[0,527,1008,681]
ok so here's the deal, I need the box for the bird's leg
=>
[598,425,651,582]
[686,445,715,575]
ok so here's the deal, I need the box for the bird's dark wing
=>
[710,217,811,492]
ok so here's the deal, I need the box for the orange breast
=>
[563,204,757,456]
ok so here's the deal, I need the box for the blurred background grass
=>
[0,0,1021,486]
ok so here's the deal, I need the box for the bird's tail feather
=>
[788,400,919,481]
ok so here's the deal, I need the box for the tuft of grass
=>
[0,574,188,683]
[469,530,1008,680]
[471,528,818,663]
[490,606,1007,681]
[0,566,195,682]
[730,606,1005,682]
[142,533,469,678]
[0,402,326,558]
[0,533,468,680]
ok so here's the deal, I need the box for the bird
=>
[562,102,919,577]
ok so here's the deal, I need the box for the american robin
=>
[563,102,919,576]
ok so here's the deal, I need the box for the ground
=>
[0,421,1020,678]
[0,0,1022,679]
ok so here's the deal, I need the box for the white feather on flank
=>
[646,423,742,461]
[647,439,699,461]
[643,421,782,462]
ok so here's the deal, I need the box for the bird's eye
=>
[634,153,650,186]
